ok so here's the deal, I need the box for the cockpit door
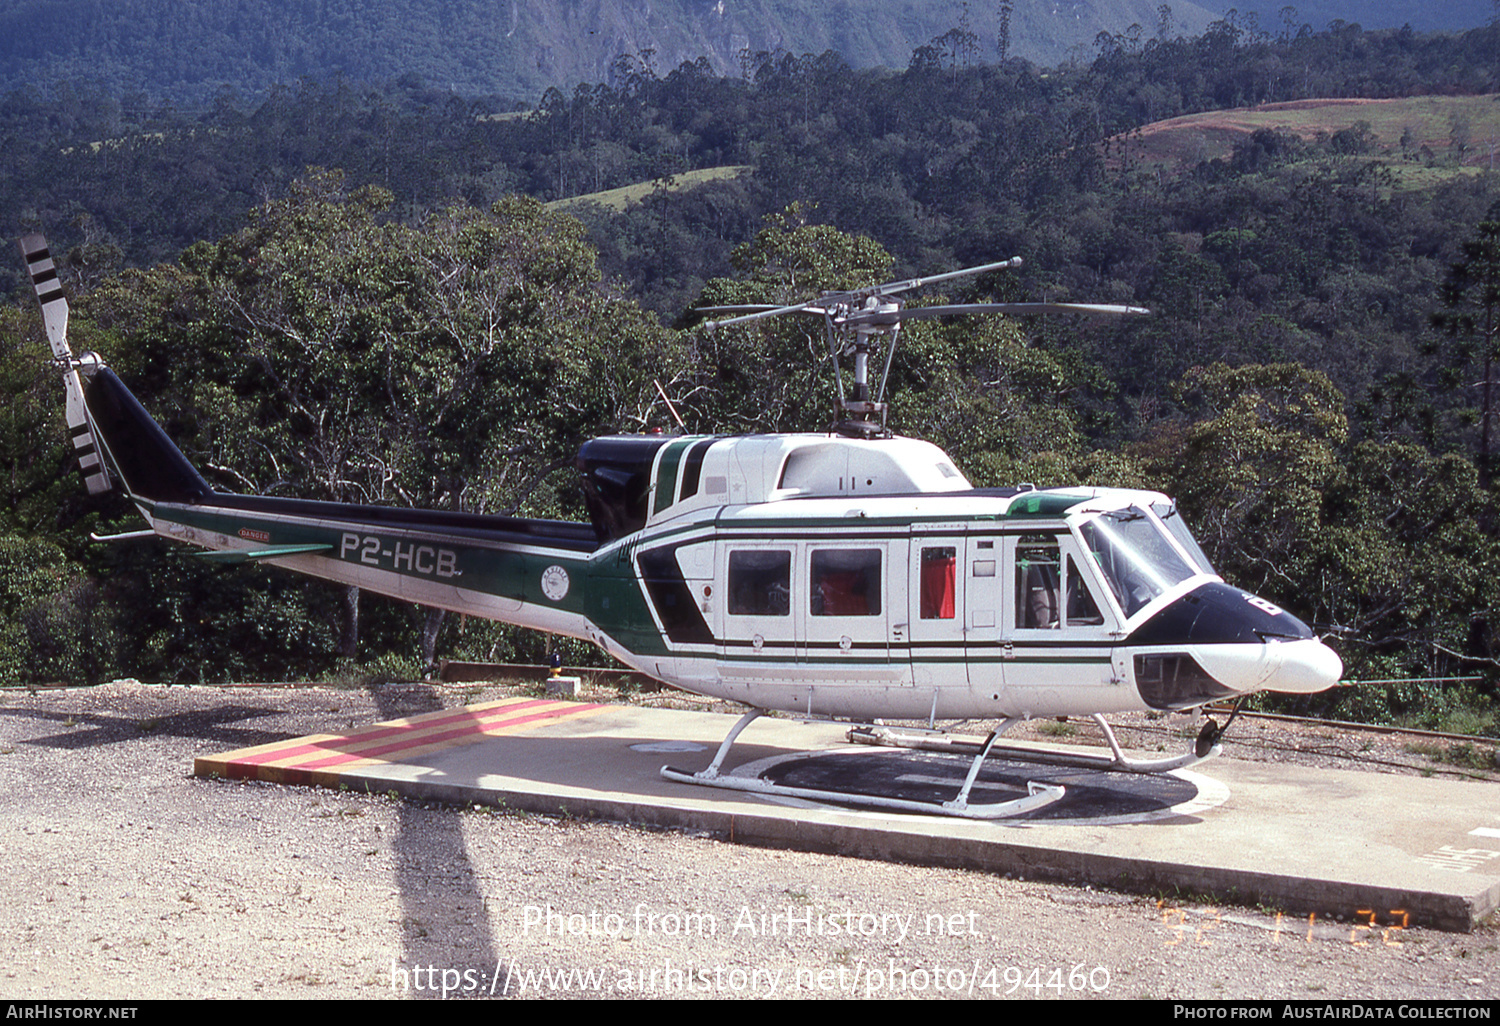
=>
[1001,531,1122,716]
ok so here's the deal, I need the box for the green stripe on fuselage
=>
[652,437,701,517]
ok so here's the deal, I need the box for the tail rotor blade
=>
[19,234,72,361]
[63,370,111,495]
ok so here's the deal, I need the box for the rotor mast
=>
[698,255,1148,437]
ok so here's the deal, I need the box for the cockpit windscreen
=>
[1150,500,1215,575]
[1078,506,1200,617]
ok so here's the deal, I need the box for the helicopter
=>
[19,234,1343,819]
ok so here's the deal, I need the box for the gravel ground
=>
[0,679,1496,1001]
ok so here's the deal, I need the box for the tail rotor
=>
[19,234,112,496]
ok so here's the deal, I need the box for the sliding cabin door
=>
[801,539,902,689]
[713,537,906,714]
[716,545,799,687]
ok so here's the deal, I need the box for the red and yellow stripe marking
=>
[194,697,607,787]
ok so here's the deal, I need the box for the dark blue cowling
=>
[1125,582,1313,647]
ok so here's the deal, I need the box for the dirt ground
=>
[0,679,1496,1001]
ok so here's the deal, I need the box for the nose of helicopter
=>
[1267,637,1344,693]
[1127,583,1344,698]
[1189,637,1344,697]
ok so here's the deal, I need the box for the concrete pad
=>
[195,697,1500,932]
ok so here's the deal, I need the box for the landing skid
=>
[849,714,1222,775]
[659,710,1066,820]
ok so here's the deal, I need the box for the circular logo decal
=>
[541,565,570,602]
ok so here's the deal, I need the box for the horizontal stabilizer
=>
[194,544,333,564]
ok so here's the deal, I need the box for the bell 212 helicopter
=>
[20,234,1342,818]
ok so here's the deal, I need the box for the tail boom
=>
[18,230,618,649]
[144,491,609,643]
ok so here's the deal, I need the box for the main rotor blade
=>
[694,305,783,315]
[854,256,1023,300]
[842,301,1151,326]
[699,257,1026,329]
[700,303,832,330]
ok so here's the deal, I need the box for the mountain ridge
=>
[1,0,1224,103]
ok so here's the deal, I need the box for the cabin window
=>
[1016,540,1061,628]
[1067,559,1104,625]
[919,547,956,620]
[637,546,715,644]
[728,551,791,616]
[810,549,881,616]
[1017,535,1108,629]
[678,438,717,501]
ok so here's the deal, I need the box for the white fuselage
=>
[567,433,1341,721]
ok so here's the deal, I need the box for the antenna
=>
[653,379,685,431]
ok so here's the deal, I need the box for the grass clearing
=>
[546,165,751,213]
[1113,94,1500,180]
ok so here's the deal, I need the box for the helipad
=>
[195,696,1500,932]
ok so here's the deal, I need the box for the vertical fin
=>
[19,233,113,496]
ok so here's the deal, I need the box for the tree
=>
[80,172,684,676]
[997,1,1014,61]
[1432,203,1500,488]
[884,312,1090,486]
[0,307,74,538]
[1317,440,1500,698]
[1147,363,1348,596]
[1142,362,1500,723]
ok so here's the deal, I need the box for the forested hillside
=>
[3,16,1500,735]
[0,0,1222,104]
[1,2,1489,108]
[1280,1,1494,33]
